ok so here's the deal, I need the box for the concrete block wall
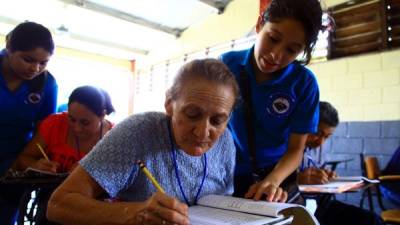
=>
[307,50,400,208]
[309,49,400,122]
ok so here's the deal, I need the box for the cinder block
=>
[375,103,400,121]
[324,153,352,170]
[382,49,400,69]
[364,138,384,154]
[382,121,400,137]
[341,105,364,121]
[348,121,380,138]
[333,123,348,137]
[348,54,382,73]
[382,138,400,154]
[307,63,321,75]
[348,88,382,105]
[318,58,348,75]
[316,76,333,91]
[363,69,400,88]
[364,104,383,121]
[383,86,400,103]
[347,155,362,170]
[332,138,363,154]
[320,138,332,152]
[363,138,399,154]
[322,91,348,106]
[333,74,363,90]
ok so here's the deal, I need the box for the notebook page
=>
[189,205,283,225]
[197,195,298,217]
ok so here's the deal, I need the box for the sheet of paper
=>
[189,205,283,225]
[197,195,297,217]
[299,180,363,193]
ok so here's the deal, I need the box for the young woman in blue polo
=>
[221,0,323,202]
[0,21,58,225]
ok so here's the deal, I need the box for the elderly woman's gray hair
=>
[167,58,240,108]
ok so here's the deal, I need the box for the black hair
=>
[7,21,54,54]
[68,86,115,117]
[261,0,323,64]
[167,58,240,109]
[319,101,339,127]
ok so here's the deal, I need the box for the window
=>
[328,0,400,59]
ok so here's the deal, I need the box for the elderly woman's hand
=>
[244,179,288,202]
[135,192,189,225]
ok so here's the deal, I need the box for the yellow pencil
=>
[36,143,50,162]
[137,160,165,193]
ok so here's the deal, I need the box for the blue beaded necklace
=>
[167,120,207,206]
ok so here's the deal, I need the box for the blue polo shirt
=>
[221,47,319,176]
[0,54,58,175]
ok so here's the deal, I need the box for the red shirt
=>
[39,112,113,172]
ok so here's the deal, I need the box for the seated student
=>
[298,101,383,225]
[46,59,280,225]
[380,145,400,206]
[0,21,57,225]
[15,85,115,173]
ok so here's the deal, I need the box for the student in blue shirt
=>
[0,21,58,225]
[221,0,323,202]
[298,101,383,225]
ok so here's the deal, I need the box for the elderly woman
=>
[47,59,247,225]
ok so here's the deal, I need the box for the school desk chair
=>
[359,154,400,224]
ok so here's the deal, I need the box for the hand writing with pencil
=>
[32,158,60,173]
[135,192,189,225]
[297,167,337,185]
[32,143,59,173]
[136,160,189,225]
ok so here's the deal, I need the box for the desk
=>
[0,172,67,225]
[300,181,371,211]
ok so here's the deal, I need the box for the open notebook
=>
[189,195,319,225]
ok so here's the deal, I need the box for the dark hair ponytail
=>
[68,86,115,117]
[7,21,54,54]
[262,0,323,64]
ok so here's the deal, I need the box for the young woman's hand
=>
[33,158,59,173]
[135,192,189,225]
[244,179,288,202]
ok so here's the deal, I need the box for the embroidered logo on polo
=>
[266,92,294,117]
[26,92,42,104]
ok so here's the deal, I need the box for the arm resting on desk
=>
[47,166,144,225]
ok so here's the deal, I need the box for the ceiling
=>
[0,0,232,60]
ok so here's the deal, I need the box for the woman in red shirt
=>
[15,85,115,173]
